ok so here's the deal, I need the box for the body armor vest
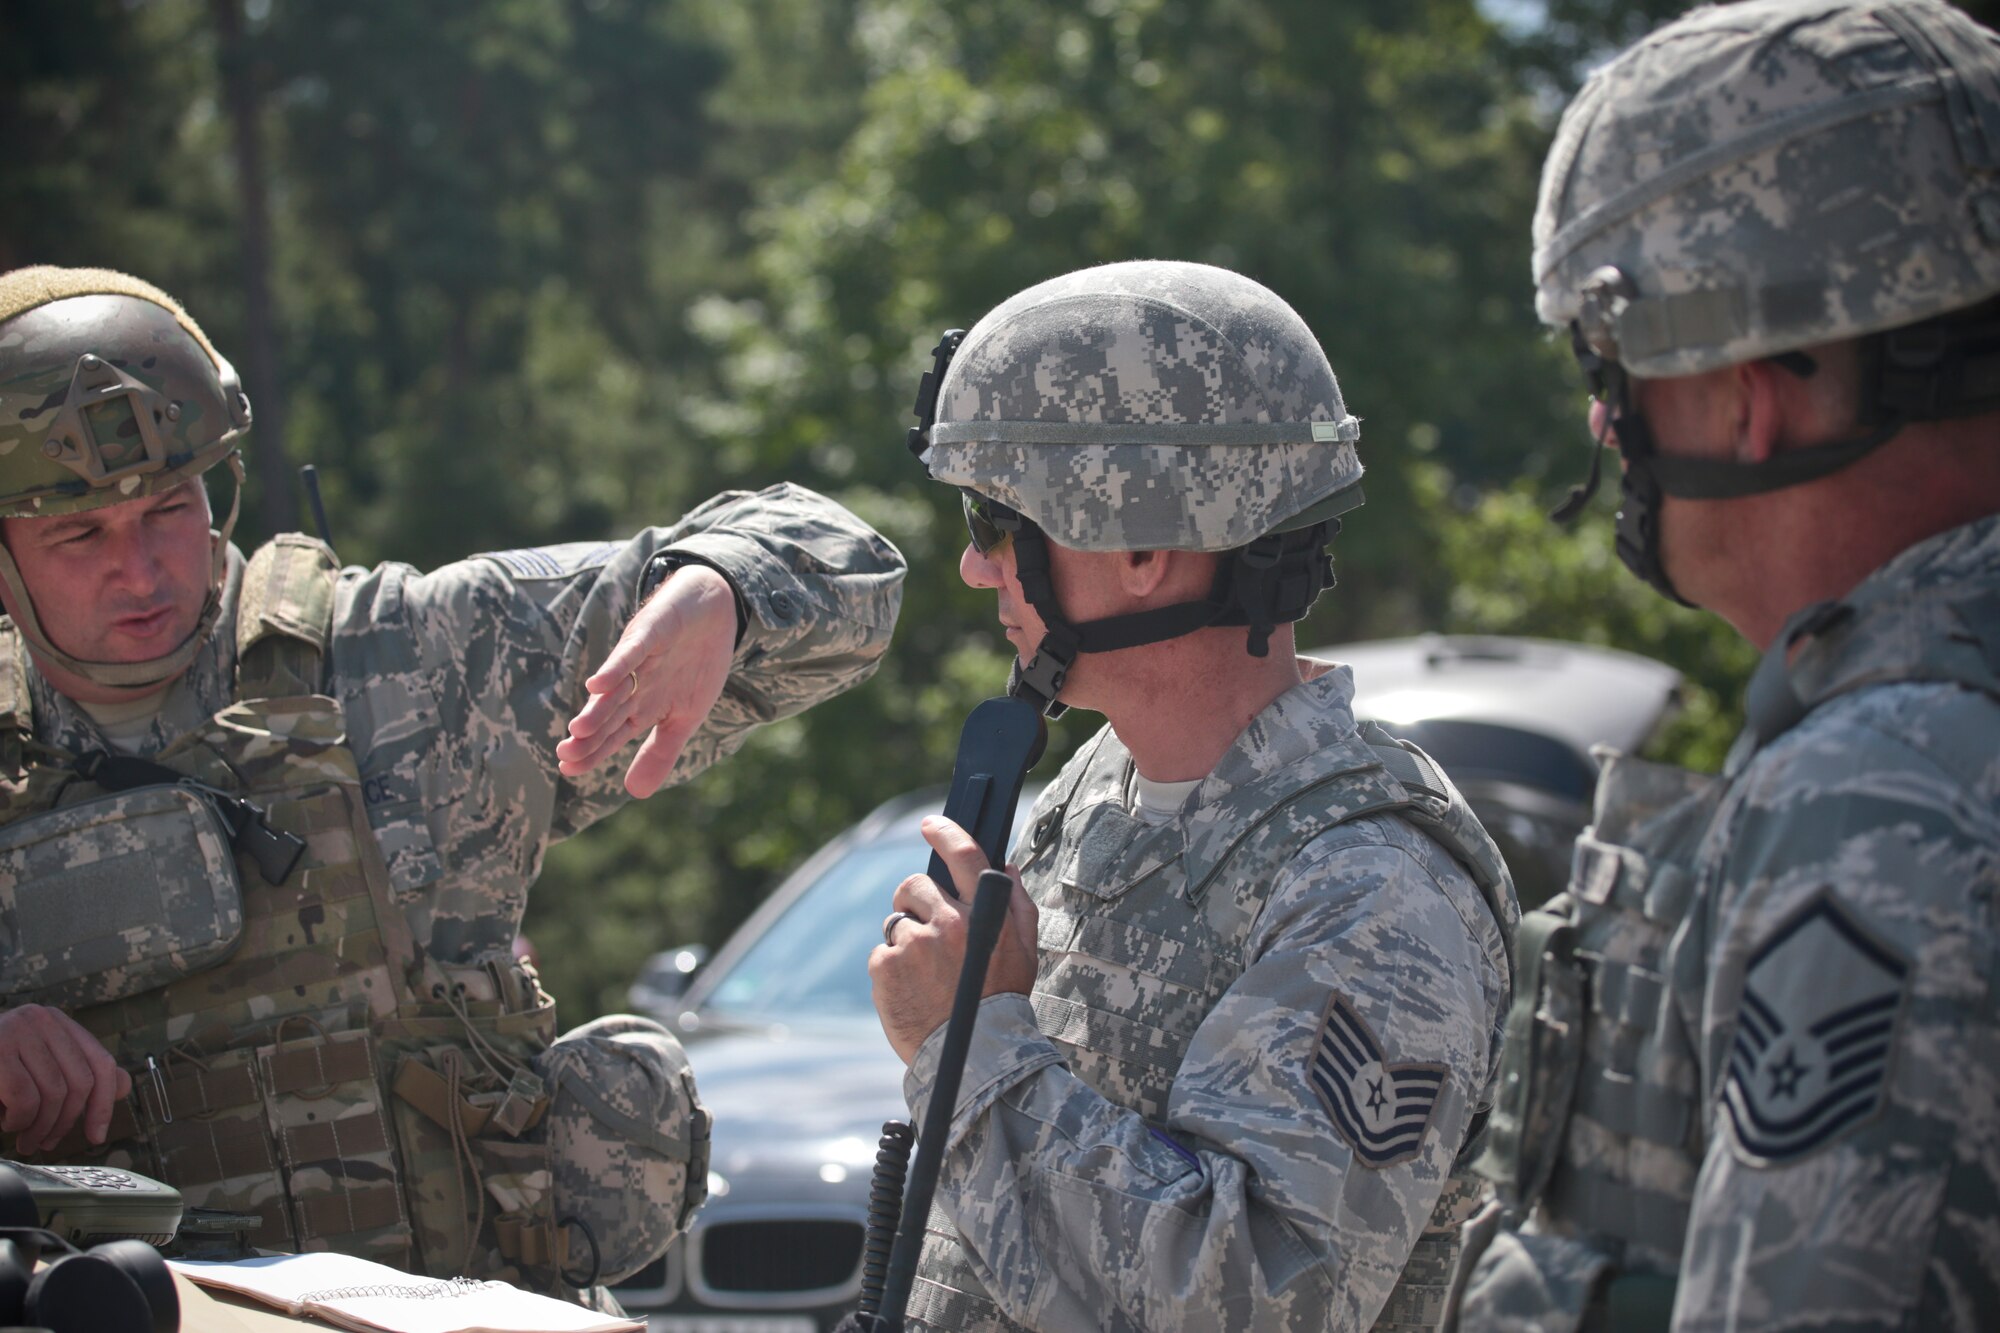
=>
[0,537,571,1287]
[1465,534,2000,1332]
[910,717,1516,1333]
[1477,754,1720,1279]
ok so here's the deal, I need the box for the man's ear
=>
[1117,548,1173,598]
[1734,359,1792,465]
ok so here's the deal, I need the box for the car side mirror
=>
[629,945,709,1016]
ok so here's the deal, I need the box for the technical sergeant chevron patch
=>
[1308,992,1447,1169]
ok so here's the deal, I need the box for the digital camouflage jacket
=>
[1464,514,2000,1332]
[1674,513,2000,1330]
[903,664,1517,1333]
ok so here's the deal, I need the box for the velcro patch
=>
[1722,893,1908,1166]
[1309,993,1447,1169]
[478,541,621,582]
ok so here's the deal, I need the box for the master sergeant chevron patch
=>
[1722,892,1909,1166]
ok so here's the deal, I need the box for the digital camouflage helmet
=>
[909,260,1364,714]
[0,266,251,688]
[1536,0,2000,602]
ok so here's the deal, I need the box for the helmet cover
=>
[923,260,1363,552]
[1536,0,2000,378]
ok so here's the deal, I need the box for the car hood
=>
[685,1021,910,1174]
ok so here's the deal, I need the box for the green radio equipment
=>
[0,1159,182,1332]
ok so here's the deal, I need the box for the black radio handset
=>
[847,694,1046,1333]
[923,695,1047,897]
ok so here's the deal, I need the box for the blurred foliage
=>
[0,0,1789,1019]
[1411,464,1757,771]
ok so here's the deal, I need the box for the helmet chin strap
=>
[0,452,243,693]
[1004,515,1336,719]
[1554,349,1904,607]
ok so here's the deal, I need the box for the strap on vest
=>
[1478,907,1579,1208]
[1360,721,1520,968]
[494,1213,571,1275]
[393,1056,551,1140]
[237,534,340,699]
[72,746,306,886]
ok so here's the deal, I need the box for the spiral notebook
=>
[170,1253,642,1333]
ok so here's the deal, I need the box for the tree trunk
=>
[211,0,297,536]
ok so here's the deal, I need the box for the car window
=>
[703,833,928,1024]
[1376,718,1597,802]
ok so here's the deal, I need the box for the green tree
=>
[0,0,1777,1019]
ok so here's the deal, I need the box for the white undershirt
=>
[1128,771,1203,826]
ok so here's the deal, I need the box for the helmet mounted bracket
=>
[45,353,173,491]
[906,329,966,468]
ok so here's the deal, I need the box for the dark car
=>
[612,789,1038,1332]
[1325,634,1681,908]
[612,635,1681,1330]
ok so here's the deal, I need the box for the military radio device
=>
[0,1161,184,1247]
[850,693,1046,1333]
[0,1161,183,1332]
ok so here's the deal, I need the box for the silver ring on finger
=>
[883,910,916,946]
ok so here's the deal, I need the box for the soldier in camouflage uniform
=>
[1456,2,2000,1329]
[0,266,905,1295]
[871,260,1520,1332]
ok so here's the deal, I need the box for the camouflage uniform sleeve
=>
[430,481,898,825]
[336,482,902,961]
[904,817,1507,1333]
[1672,683,2000,1331]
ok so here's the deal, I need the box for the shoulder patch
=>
[1309,992,1447,1169]
[477,541,621,582]
[1722,893,1909,1166]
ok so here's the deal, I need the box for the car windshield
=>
[701,832,927,1025]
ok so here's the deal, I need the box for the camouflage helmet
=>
[920,260,1364,553]
[1536,0,2000,379]
[533,1014,710,1287]
[0,266,250,689]
[0,266,250,516]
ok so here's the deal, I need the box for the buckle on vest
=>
[487,1069,549,1139]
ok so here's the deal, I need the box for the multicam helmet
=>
[0,266,251,689]
[910,261,1363,712]
[1536,0,2000,379]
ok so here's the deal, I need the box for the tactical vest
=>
[0,536,575,1288]
[909,718,1516,1333]
[1474,753,1721,1285]
[1463,550,2000,1333]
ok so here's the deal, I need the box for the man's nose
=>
[960,541,1001,590]
[1589,398,1616,448]
[104,527,165,593]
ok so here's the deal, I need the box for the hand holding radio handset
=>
[870,812,1039,1064]
[850,693,1046,1333]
